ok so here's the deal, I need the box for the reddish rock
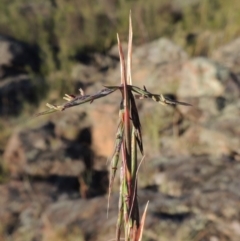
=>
[89,101,119,157]
[3,131,26,177]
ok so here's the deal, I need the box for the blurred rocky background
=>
[0,0,240,240]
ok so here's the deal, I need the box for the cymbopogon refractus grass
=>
[36,11,191,241]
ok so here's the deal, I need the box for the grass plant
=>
[37,12,190,241]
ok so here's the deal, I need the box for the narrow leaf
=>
[117,33,131,156]
[135,201,149,241]
[116,171,124,241]
[129,90,143,154]
[127,10,133,85]
[107,120,124,217]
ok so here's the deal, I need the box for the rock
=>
[177,57,240,122]
[0,35,42,116]
[178,57,229,98]
[133,38,188,66]
[0,74,40,116]
[170,57,240,157]
[0,154,239,240]
[161,100,240,157]
[208,100,240,138]
[71,53,118,93]
[148,154,240,227]
[180,125,238,156]
[212,37,240,72]
[0,179,55,239]
[71,63,106,91]
[89,100,120,157]
[0,34,40,72]
[3,121,87,177]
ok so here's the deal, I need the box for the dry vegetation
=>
[1,0,240,82]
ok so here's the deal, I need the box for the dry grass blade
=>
[127,10,133,85]
[117,34,127,85]
[129,91,143,154]
[116,177,124,241]
[107,120,124,217]
[135,201,149,241]
[110,120,124,186]
[117,34,131,156]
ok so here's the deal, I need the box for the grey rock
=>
[0,74,40,116]
[177,57,239,122]
[0,34,40,72]
[3,121,87,177]
[212,37,240,72]
[178,57,229,98]
[0,35,41,116]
